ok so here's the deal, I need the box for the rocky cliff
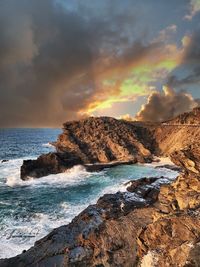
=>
[165,107,200,125]
[21,117,156,179]
[56,117,156,163]
[152,107,200,155]
[21,108,200,180]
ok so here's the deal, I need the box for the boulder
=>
[21,152,83,180]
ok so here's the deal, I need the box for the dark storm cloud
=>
[167,30,200,88]
[0,0,198,126]
[0,0,162,127]
[136,30,200,122]
[136,87,199,122]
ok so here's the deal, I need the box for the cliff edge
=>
[21,117,156,180]
[21,107,200,180]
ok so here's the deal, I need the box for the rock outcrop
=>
[152,107,200,155]
[165,106,200,125]
[21,152,83,180]
[21,117,155,179]
[20,107,200,180]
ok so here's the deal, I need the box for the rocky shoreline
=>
[1,107,200,266]
[20,108,200,181]
[1,146,200,266]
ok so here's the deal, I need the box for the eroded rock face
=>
[21,117,155,179]
[57,117,155,163]
[170,145,200,174]
[153,107,200,155]
[166,107,200,125]
[21,107,200,180]
[152,145,200,213]
[138,211,200,267]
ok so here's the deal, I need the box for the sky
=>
[0,0,200,127]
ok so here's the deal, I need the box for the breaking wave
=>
[0,157,179,258]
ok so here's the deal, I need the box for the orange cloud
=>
[78,35,184,116]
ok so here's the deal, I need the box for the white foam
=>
[60,202,69,209]
[100,181,128,196]
[0,199,92,258]
[0,158,33,186]
[42,142,54,148]
[5,165,93,188]
[144,156,175,167]
[0,241,31,259]
[0,201,10,206]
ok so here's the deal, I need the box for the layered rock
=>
[170,145,200,174]
[152,107,200,155]
[20,107,200,180]
[138,210,200,267]
[21,117,155,179]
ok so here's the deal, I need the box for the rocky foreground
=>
[1,145,200,266]
[1,107,200,266]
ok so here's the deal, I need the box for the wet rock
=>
[1,160,8,163]
[21,152,83,180]
[1,164,200,267]
[126,177,158,192]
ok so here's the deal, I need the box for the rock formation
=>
[152,107,200,155]
[1,144,200,266]
[21,117,155,179]
[21,107,200,180]
[21,152,83,180]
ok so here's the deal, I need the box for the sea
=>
[0,128,178,259]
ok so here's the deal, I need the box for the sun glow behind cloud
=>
[78,21,184,117]
[80,41,182,117]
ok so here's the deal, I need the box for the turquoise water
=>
[0,129,178,258]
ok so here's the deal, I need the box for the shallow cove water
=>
[0,129,178,258]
